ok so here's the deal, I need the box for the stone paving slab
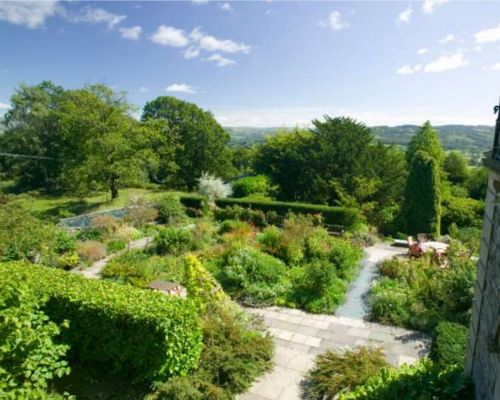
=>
[238,306,430,400]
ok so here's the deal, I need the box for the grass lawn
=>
[0,181,189,221]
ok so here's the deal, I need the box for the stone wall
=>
[465,168,500,400]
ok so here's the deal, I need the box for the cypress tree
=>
[402,150,441,236]
[406,121,444,166]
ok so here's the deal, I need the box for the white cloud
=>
[397,65,416,75]
[120,26,142,40]
[184,46,200,59]
[192,0,210,3]
[417,48,428,55]
[439,33,454,44]
[206,53,235,67]
[219,3,232,12]
[398,6,413,23]
[166,84,197,94]
[474,24,500,44]
[74,6,126,29]
[0,0,60,29]
[483,62,500,71]
[191,27,250,53]
[0,102,10,110]
[422,0,449,14]
[328,11,349,31]
[139,86,151,93]
[151,25,189,47]
[424,51,467,72]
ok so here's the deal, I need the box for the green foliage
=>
[106,239,127,253]
[406,121,445,166]
[370,256,476,332]
[448,225,481,254]
[304,347,389,400]
[402,150,441,236]
[441,195,484,233]
[142,96,234,189]
[53,229,77,254]
[339,360,471,400]
[464,166,488,200]
[231,175,272,198]
[444,151,469,184]
[430,322,468,368]
[214,204,271,228]
[0,262,202,382]
[218,247,289,307]
[0,282,70,399]
[156,193,187,224]
[219,219,252,235]
[102,251,184,288]
[216,198,363,229]
[76,240,106,262]
[155,227,193,256]
[153,305,273,399]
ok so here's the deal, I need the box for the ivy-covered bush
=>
[231,175,272,198]
[304,347,388,400]
[155,227,193,256]
[0,262,202,382]
[430,321,468,368]
[339,360,471,400]
[0,282,70,399]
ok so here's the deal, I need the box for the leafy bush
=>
[156,193,187,225]
[75,228,104,242]
[340,360,471,400]
[0,282,70,399]
[91,214,119,233]
[198,172,232,201]
[328,239,363,281]
[76,240,107,262]
[305,347,389,400]
[214,205,270,227]
[0,262,203,382]
[218,247,288,306]
[219,219,252,234]
[103,251,184,288]
[448,224,481,254]
[430,321,468,368]
[231,175,271,198]
[257,225,282,256]
[106,239,127,253]
[53,229,77,254]
[370,256,476,332]
[155,227,193,256]
[441,195,484,233]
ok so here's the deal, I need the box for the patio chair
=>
[417,233,429,243]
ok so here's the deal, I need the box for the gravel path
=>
[336,244,407,319]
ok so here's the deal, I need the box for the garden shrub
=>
[106,239,127,253]
[214,205,269,228]
[219,219,252,234]
[231,175,271,198]
[430,322,468,368]
[441,195,484,233]
[198,172,232,201]
[448,224,481,254]
[91,215,119,234]
[75,228,104,242]
[102,251,185,288]
[0,262,202,382]
[328,239,363,281]
[76,240,106,262]
[339,360,471,400]
[53,229,77,254]
[155,227,193,256]
[0,282,70,399]
[304,347,388,400]
[125,196,159,227]
[218,247,288,307]
[257,225,282,256]
[156,193,187,224]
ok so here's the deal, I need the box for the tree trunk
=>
[110,177,119,200]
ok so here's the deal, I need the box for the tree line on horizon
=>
[0,81,488,236]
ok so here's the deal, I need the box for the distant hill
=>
[226,125,495,163]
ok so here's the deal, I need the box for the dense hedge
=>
[430,321,468,368]
[179,195,363,229]
[0,262,202,382]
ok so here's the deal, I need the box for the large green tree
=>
[55,85,162,199]
[0,81,66,190]
[443,151,469,184]
[406,121,444,166]
[402,150,441,236]
[142,96,234,189]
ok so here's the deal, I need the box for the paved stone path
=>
[239,307,430,400]
[72,236,153,279]
[336,244,406,319]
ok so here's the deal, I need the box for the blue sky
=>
[1,0,500,127]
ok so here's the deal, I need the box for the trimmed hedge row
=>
[430,321,468,367]
[0,262,202,382]
[179,195,363,229]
